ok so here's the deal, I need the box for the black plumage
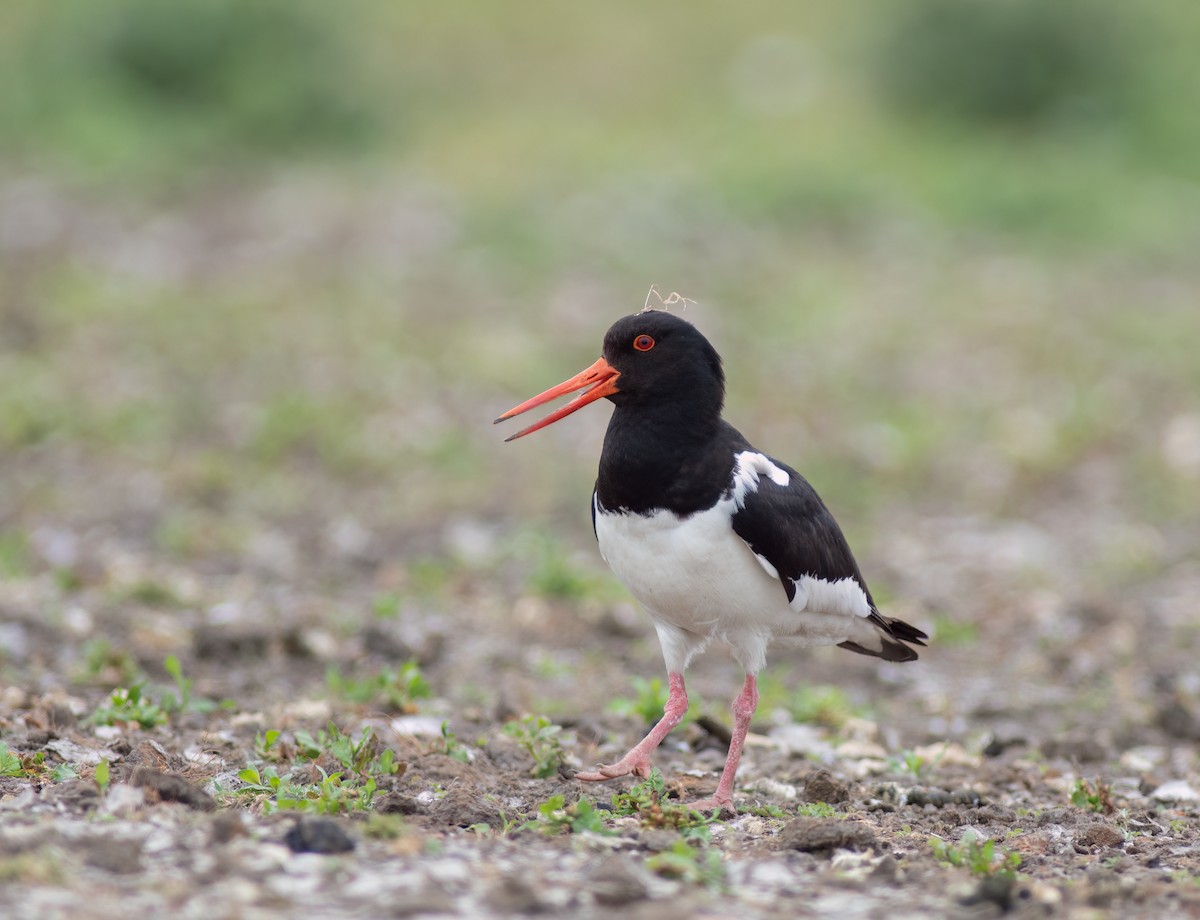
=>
[498,308,928,812]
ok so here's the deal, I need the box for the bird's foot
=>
[684,794,736,817]
[575,756,654,783]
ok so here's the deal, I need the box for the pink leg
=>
[689,673,758,815]
[577,672,688,782]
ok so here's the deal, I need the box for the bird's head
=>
[496,310,725,441]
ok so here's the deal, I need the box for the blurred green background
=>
[1,0,1198,653]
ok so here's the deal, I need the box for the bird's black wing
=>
[730,456,927,661]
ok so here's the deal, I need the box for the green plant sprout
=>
[503,715,566,778]
[326,661,432,712]
[90,682,167,729]
[0,744,23,777]
[645,839,727,891]
[524,794,613,835]
[1069,777,1114,814]
[610,769,720,832]
[929,830,1021,878]
[439,721,473,763]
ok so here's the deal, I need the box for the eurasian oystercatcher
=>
[496,309,927,813]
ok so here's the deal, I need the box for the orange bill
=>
[494,357,620,441]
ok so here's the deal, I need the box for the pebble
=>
[390,715,446,738]
[1120,746,1167,772]
[284,817,356,854]
[740,859,798,893]
[836,740,889,761]
[736,816,767,836]
[81,835,145,874]
[102,784,146,817]
[0,787,36,811]
[912,741,980,768]
[282,699,332,722]
[1149,780,1200,803]
[745,776,797,800]
[1075,823,1125,850]
[211,811,248,844]
[801,769,850,804]
[777,817,877,854]
[130,768,216,811]
[769,724,834,760]
[46,738,107,765]
[589,855,650,906]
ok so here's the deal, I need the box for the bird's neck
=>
[595,408,741,516]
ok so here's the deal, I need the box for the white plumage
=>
[594,451,874,676]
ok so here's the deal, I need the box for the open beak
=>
[494,356,620,442]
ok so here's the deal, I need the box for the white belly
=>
[594,495,863,673]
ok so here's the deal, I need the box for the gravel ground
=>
[2,501,1199,919]
[2,176,1199,918]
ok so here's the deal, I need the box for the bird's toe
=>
[686,796,736,817]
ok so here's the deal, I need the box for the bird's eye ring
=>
[633,334,655,352]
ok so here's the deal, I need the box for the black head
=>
[600,310,725,413]
[494,309,725,441]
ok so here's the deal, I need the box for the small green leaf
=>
[52,762,80,782]
[94,759,111,792]
[238,766,262,784]
[0,744,23,777]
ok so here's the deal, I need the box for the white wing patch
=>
[751,553,779,579]
[730,451,790,508]
[790,574,871,619]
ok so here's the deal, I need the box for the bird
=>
[495,308,927,813]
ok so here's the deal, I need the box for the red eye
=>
[633,334,655,352]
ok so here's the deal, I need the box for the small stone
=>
[1155,699,1200,740]
[961,874,1015,911]
[81,836,144,874]
[589,855,649,906]
[390,715,445,738]
[982,731,1026,757]
[770,724,834,759]
[777,818,877,854]
[908,787,983,808]
[489,875,548,914]
[640,829,679,852]
[101,784,145,817]
[746,777,797,801]
[129,767,216,811]
[193,624,270,661]
[45,738,106,766]
[282,699,332,723]
[913,741,980,768]
[1037,807,1075,827]
[801,770,849,804]
[40,779,100,813]
[284,818,356,854]
[869,853,899,883]
[1150,780,1200,803]
[1074,824,1124,850]
[211,811,248,844]
[376,792,427,815]
[737,816,767,837]
[840,717,880,744]
[1119,746,1166,772]
[0,787,36,811]
[836,740,889,761]
[1040,735,1108,763]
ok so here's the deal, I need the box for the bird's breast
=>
[593,494,789,637]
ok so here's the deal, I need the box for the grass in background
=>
[0,0,1197,601]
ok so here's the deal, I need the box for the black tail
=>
[839,612,929,663]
